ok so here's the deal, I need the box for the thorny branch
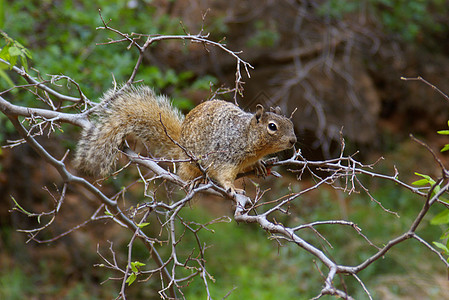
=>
[2,26,449,300]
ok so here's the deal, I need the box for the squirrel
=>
[74,85,297,195]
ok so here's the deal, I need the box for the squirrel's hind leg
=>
[178,162,202,181]
[177,162,210,192]
[178,162,245,197]
[210,166,244,196]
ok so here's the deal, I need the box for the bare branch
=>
[96,13,253,102]
[0,58,90,104]
[401,76,449,102]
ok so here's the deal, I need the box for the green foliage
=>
[2,0,216,100]
[318,0,359,19]
[0,0,218,144]
[126,261,146,286]
[0,31,32,87]
[246,20,280,48]
[137,222,150,228]
[431,210,449,225]
[433,240,449,255]
[191,74,218,90]
[0,268,33,300]
[412,171,449,203]
[411,127,449,261]
[412,172,441,197]
[432,120,449,261]
[0,31,31,69]
[437,120,449,152]
[318,0,448,42]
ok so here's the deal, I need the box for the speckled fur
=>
[178,100,297,192]
[75,85,297,193]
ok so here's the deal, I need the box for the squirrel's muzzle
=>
[289,136,297,147]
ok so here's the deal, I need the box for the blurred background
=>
[1,0,449,299]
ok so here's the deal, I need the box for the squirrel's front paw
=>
[234,188,246,195]
[253,160,268,178]
[226,186,246,197]
[184,176,206,191]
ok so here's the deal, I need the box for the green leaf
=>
[441,144,449,152]
[414,172,435,185]
[131,261,146,268]
[437,130,449,135]
[433,241,449,253]
[137,222,150,228]
[8,55,17,69]
[412,179,429,186]
[430,210,449,225]
[24,48,32,59]
[10,196,32,215]
[8,46,21,57]
[440,230,449,240]
[125,273,136,286]
[20,55,28,71]
[433,184,441,195]
[0,45,10,60]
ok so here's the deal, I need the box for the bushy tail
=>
[74,85,185,177]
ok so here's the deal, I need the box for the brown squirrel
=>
[74,85,297,195]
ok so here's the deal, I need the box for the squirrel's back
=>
[74,85,184,176]
[180,100,252,163]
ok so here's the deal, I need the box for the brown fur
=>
[75,85,297,194]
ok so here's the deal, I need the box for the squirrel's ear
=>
[270,106,282,115]
[255,104,264,123]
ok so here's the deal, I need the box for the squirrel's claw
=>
[225,185,246,198]
[184,176,206,192]
[253,160,268,178]
[227,187,245,196]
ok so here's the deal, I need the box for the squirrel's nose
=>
[289,136,297,146]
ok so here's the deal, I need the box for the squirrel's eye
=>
[268,122,278,131]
